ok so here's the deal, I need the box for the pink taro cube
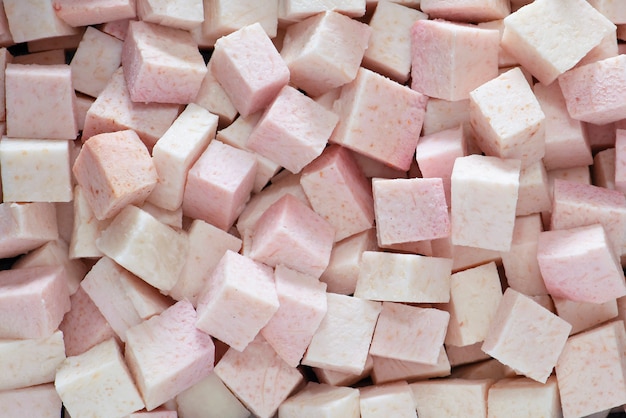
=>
[136,0,204,30]
[411,19,500,101]
[123,21,207,104]
[247,85,338,174]
[52,0,137,27]
[420,0,510,22]
[0,202,58,259]
[125,300,215,411]
[3,0,78,43]
[211,22,289,117]
[249,194,335,279]
[331,67,428,171]
[411,379,492,418]
[487,377,561,418]
[359,381,417,418]
[0,384,62,418]
[279,382,360,418]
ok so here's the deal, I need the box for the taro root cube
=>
[249,194,335,279]
[502,0,615,85]
[280,10,371,96]
[482,288,572,383]
[537,223,626,304]
[359,381,417,418]
[175,372,250,418]
[5,64,77,139]
[279,382,360,418]
[52,0,137,27]
[196,250,279,352]
[247,85,339,174]
[72,129,157,221]
[451,154,521,251]
[55,339,144,418]
[122,21,207,104]
[0,202,58,259]
[211,22,289,117]
[487,376,561,418]
[136,0,204,30]
[410,378,492,418]
[420,0,510,22]
[0,384,62,418]
[3,0,78,43]
[125,300,215,411]
[411,19,500,101]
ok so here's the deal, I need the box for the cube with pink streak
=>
[279,0,366,22]
[359,381,417,418]
[82,68,181,148]
[81,256,171,342]
[247,85,339,174]
[370,302,450,365]
[0,202,58,259]
[410,378,493,418]
[261,265,327,367]
[3,0,78,43]
[300,145,373,242]
[556,320,626,418]
[302,292,382,374]
[551,179,626,256]
[52,0,136,27]
[373,177,450,246]
[451,154,521,251]
[148,104,218,211]
[0,330,65,391]
[0,384,62,418]
[176,372,250,418]
[279,382,360,418]
[559,55,626,125]
[469,67,545,168]
[533,81,592,170]
[215,335,304,418]
[537,223,626,304]
[249,194,335,278]
[183,139,256,231]
[502,0,615,85]
[122,21,207,104]
[363,1,426,83]
[553,297,618,335]
[73,130,157,221]
[193,60,237,128]
[615,129,626,193]
[420,0,510,22]
[169,219,242,307]
[0,266,69,339]
[355,250,452,303]
[331,67,428,171]
[136,0,203,30]
[124,300,215,411]
[515,160,551,216]
[444,262,503,347]
[482,288,572,383]
[501,214,548,296]
[416,125,468,205]
[487,376,561,418]
[281,10,370,96]
[55,339,145,418]
[59,286,118,357]
[96,205,189,293]
[411,19,499,101]
[371,348,451,384]
[211,22,289,117]
[196,250,279,351]
[5,64,76,139]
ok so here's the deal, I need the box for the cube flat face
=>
[0,384,62,418]
[411,379,492,418]
[420,0,510,22]
[487,377,561,418]
[175,373,250,418]
[202,0,278,45]
[52,0,137,27]
[553,297,618,335]
[359,381,417,418]
[137,0,204,30]
[279,382,360,418]
[371,348,451,385]
[4,0,78,43]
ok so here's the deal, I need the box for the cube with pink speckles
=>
[482,288,572,383]
[215,335,304,418]
[122,21,207,104]
[487,376,561,418]
[553,297,617,335]
[300,145,373,242]
[421,0,510,22]
[247,85,338,174]
[211,22,289,117]
[469,67,545,168]
[551,179,626,256]
[303,293,381,374]
[516,160,551,216]
[281,11,370,97]
[3,0,78,43]
[370,302,449,365]
[538,223,626,303]
[279,382,360,418]
[371,348,451,385]
[249,194,335,278]
[411,19,499,101]
[0,384,62,418]
[411,378,492,418]
[5,64,77,139]
[451,154,521,251]
[261,265,327,367]
[125,300,215,411]
[559,55,626,125]
[0,266,69,339]
[73,130,157,221]
[182,140,257,231]
[556,320,626,418]
[331,67,428,171]
[373,177,450,247]
[0,202,58,259]
[502,0,615,85]
[52,0,136,27]
[136,0,203,30]
[196,250,279,351]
